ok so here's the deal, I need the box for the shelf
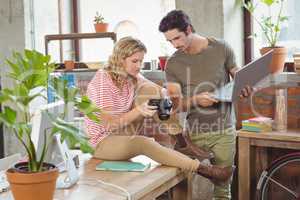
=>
[257,72,300,89]
[45,32,116,43]
[44,32,117,55]
[54,67,98,73]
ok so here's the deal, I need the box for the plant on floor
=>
[0,49,100,172]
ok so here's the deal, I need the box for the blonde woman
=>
[84,37,233,184]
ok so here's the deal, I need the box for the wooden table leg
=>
[187,173,193,200]
[172,179,188,200]
[239,137,250,200]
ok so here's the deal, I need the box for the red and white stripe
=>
[84,70,134,147]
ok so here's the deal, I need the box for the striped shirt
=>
[84,70,135,147]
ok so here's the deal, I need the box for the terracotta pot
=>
[6,162,59,200]
[64,60,75,71]
[94,23,108,33]
[158,56,168,71]
[260,47,287,74]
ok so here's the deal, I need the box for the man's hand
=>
[239,85,254,99]
[193,92,219,107]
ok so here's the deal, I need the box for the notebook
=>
[213,81,234,102]
[212,50,273,102]
[96,161,151,172]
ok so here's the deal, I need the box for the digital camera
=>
[148,98,172,120]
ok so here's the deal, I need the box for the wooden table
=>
[238,129,300,200]
[1,156,187,200]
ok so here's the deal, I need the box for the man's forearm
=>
[171,96,194,112]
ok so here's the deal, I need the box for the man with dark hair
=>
[159,9,250,200]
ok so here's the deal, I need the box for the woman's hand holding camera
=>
[137,101,157,118]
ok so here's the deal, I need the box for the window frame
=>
[243,0,295,71]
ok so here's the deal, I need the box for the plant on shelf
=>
[0,49,100,200]
[64,49,76,71]
[242,0,289,73]
[94,11,108,33]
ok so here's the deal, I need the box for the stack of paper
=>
[242,117,273,132]
[294,53,300,74]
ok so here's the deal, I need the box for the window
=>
[252,0,300,61]
[78,0,175,62]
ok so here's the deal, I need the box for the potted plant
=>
[94,12,108,33]
[0,49,100,200]
[243,0,289,73]
[64,50,76,71]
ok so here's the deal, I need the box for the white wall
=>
[78,0,175,62]
[176,0,244,66]
[0,0,26,156]
[0,0,25,62]
[175,0,223,38]
[223,0,244,66]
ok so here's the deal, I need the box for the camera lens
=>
[148,98,172,121]
[158,113,170,120]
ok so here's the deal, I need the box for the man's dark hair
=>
[159,10,195,33]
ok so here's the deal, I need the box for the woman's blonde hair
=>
[105,36,147,89]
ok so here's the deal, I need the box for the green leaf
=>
[5,59,21,76]
[49,76,70,100]
[5,49,54,92]
[75,95,101,123]
[77,96,100,112]
[24,49,34,60]
[86,113,100,123]
[280,16,289,22]
[15,122,32,139]
[79,142,94,154]
[261,0,275,6]
[50,116,94,154]
[0,107,17,127]
[244,1,255,13]
[0,91,10,104]
[15,84,29,98]
[66,87,79,102]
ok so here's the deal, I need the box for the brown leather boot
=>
[197,164,234,185]
[173,133,214,161]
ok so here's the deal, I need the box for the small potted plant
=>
[64,50,76,71]
[94,11,108,33]
[0,49,100,200]
[243,0,289,73]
